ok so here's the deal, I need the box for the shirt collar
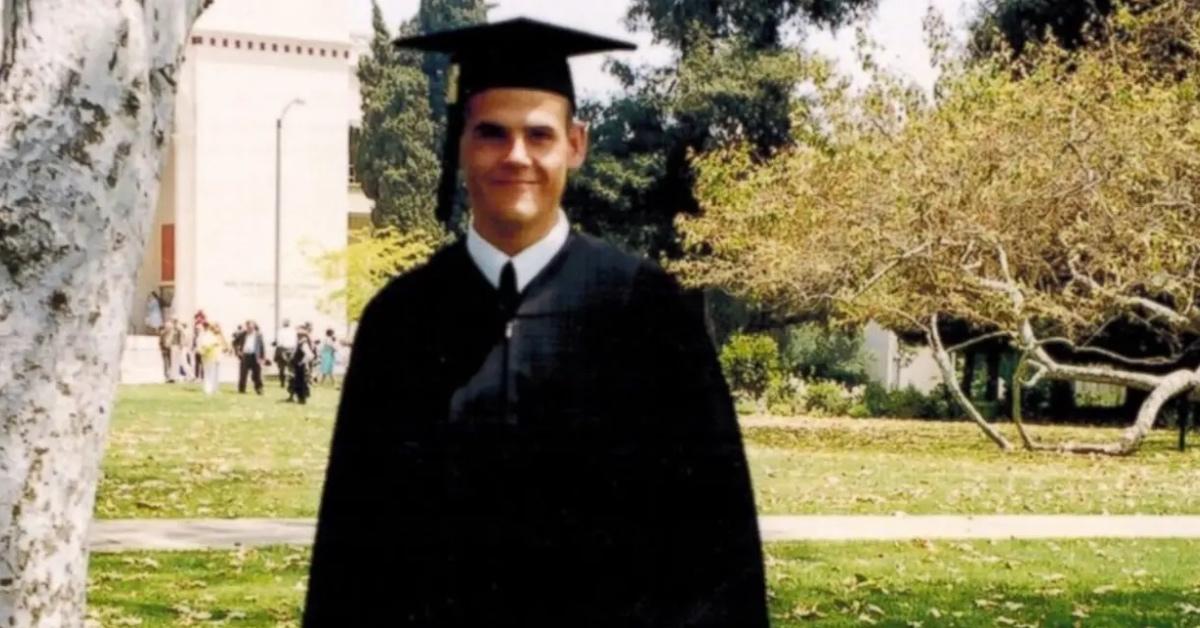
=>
[466,210,570,292]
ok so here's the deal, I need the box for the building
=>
[129,0,371,342]
[862,322,943,393]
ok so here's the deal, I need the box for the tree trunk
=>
[0,1,204,624]
[929,316,1013,451]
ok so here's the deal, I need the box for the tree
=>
[355,2,441,232]
[417,0,488,122]
[970,0,1200,80]
[313,227,437,322]
[0,1,206,622]
[677,2,1200,454]
[567,0,875,259]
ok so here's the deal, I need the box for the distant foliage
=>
[719,333,783,399]
[314,227,440,322]
[780,323,869,386]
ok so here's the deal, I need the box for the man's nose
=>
[502,137,533,166]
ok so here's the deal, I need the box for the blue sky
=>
[350,0,980,99]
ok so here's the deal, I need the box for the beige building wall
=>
[131,0,355,343]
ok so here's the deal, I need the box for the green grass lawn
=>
[88,540,1200,627]
[99,385,1200,519]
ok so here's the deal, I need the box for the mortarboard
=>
[394,18,636,226]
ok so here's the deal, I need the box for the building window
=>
[162,224,176,282]
[348,127,361,186]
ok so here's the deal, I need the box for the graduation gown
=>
[303,232,768,627]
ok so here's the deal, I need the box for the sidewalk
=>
[89,515,1200,553]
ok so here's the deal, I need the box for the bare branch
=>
[850,241,933,300]
[1038,337,1186,367]
[930,314,1013,451]
[1021,321,1164,391]
[946,331,1011,354]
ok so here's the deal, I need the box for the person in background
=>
[288,324,316,404]
[231,324,246,356]
[192,310,208,383]
[274,318,297,389]
[178,321,194,381]
[317,329,337,386]
[238,321,267,395]
[197,322,229,396]
[158,321,175,383]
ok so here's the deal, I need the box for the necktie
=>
[499,261,519,316]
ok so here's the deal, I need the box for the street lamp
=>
[274,97,305,343]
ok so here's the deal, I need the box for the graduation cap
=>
[394,18,636,226]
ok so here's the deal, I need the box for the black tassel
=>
[436,102,464,227]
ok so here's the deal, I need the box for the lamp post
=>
[274,98,305,342]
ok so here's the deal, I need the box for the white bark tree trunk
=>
[928,315,1014,451]
[0,1,204,624]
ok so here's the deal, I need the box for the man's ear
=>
[567,120,589,170]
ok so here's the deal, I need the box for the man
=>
[304,18,768,627]
[273,318,296,389]
[158,320,176,383]
[230,324,246,356]
[237,321,266,395]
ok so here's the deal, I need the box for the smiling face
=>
[460,88,588,254]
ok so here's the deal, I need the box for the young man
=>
[237,321,266,395]
[303,19,768,627]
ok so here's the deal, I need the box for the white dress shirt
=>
[466,210,571,292]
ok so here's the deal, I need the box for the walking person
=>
[192,312,207,383]
[158,321,176,383]
[274,319,296,389]
[288,324,315,404]
[178,322,194,381]
[317,329,337,386]
[197,322,228,396]
[238,321,267,395]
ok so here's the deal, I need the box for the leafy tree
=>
[417,0,488,121]
[355,2,442,233]
[566,0,875,259]
[970,0,1200,79]
[677,1,1200,454]
[314,227,438,322]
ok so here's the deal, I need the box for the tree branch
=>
[946,331,1011,354]
[930,314,1013,451]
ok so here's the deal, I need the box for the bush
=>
[803,380,854,416]
[858,382,960,420]
[766,373,803,416]
[863,382,891,416]
[780,323,870,387]
[719,333,782,399]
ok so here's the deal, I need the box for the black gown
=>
[303,232,768,627]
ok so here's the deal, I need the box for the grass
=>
[98,384,339,519]
[88,540,1200,627]
[99,385,1200,519]
[745,419,1200,515]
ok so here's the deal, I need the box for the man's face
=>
[460,88,587,232]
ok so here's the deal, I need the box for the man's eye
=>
[528,128,555,142]
[475,125,506,140]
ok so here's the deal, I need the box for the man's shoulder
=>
[564,232,659,281]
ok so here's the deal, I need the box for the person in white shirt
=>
[273,319,296,389]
